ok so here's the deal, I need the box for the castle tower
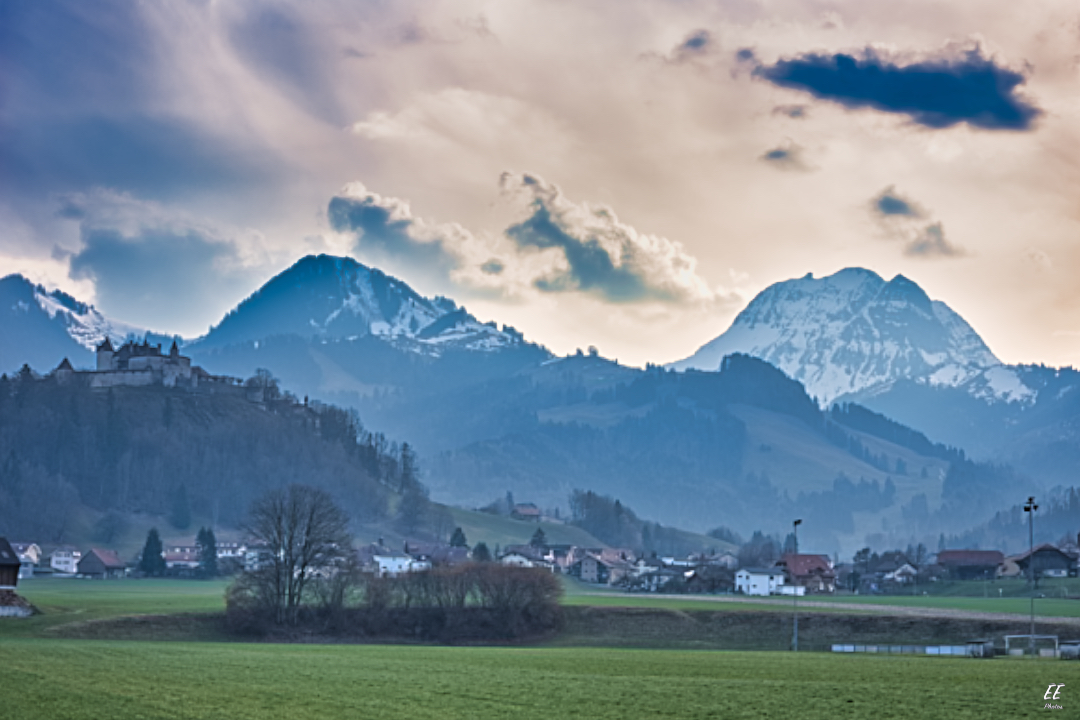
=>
[95,338,115,371]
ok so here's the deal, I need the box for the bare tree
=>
[243,484,352,625]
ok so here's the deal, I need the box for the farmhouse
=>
[77,548,127,579]
[1008,544,1077,578]
[935,550,1004,581]
[510,503,542,522]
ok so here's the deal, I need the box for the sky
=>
[1,0,1079,369]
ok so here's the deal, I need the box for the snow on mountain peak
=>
[195,255,527,355]
[670,268,1003,404]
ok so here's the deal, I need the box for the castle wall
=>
[90,370,157,389]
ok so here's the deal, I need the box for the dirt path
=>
[582,591,1080,626]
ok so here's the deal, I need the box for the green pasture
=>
[0,640,1066,720]
[2,577,228,638]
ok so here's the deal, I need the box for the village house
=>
[11,543,41,579]
[568,552,633,585]
[1007,544,1077,579]
[735,567,787,596]
[77,549,127,579]
[775,553,836,593]
[49,546,82,574]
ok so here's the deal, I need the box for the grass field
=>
[1,578,228,638]
[0,639,1066,719]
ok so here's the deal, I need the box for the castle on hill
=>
[48,338,235,392]
[85,338,204,388]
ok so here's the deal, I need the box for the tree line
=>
[225,485,561,642]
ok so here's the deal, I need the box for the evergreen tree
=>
[529,527,547,549]
[139,528,166,576]
[472,542,492,562]
[449,527,468,548]
[196,526,218,577]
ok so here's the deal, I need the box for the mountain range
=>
[3,256,1077,553]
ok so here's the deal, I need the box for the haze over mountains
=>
[3,256,1078,553]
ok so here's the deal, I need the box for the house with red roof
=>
[775,553,836,593]
[77,548,127,579]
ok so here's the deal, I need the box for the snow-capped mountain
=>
[189,254,531,356]
[0,273,148,372]
[670,268,1022,405]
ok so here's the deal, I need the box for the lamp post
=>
[792,518,802,652]
[1024,496,1038,657]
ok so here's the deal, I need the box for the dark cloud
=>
[229,7,345,125]
[772,104,807,119]
[2,116,265,201]
[868,187,964,259]
[759,142,810,171]
[506,204,654,302]
[871,186,924,218]
[681,30,711,52]
[905,223,964,258]
[667,29,714,62]
[736,48,757,62]
[68,226,254,331]
[327,192,459,282]
[753,48,1041,130]
[0,3,270,202]
[480,259,504,275]
[500,172,719,305]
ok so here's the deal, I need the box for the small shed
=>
[966,639,995,659]
[0,538,21,589]
[1060,641,1080,660]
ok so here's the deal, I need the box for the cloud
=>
[664,29,714,63]
[869,187,964,259]
[760,141,811,171]
[904,223,963,258]
[328,183,462,283]
[500,172,725,305]
[58,190,265,332]
[871,186,925,218]
[228,6,345,125]
[772,104,808,119]
[753,46,1041,130]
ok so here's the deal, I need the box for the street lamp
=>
[1024,496,1038,657]
[792,518,802,652]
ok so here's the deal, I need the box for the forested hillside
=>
[0,368,422,542]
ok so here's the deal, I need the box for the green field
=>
[0,639,1065,719]
[2,578,228,638]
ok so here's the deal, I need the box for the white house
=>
[50,546,81,574]
[736,567,786,596]
[373,553,415,577]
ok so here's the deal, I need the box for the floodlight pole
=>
[1024,496,1038,657]
[792,519,802,652]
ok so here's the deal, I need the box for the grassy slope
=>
[0,640,1063,720]
[444,507,609,549]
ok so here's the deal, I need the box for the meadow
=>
[3,577,1076,719]
[1,639,1067,720]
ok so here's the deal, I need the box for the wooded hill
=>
[0,368,422,543]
